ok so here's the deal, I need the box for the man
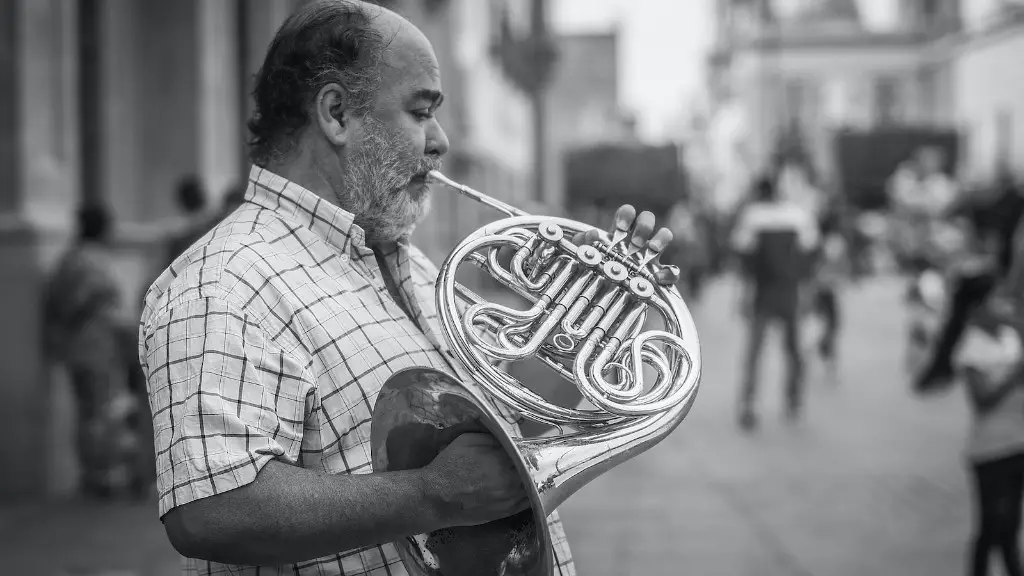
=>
[138,2,674,575]
[731,176,819,430]
[809,211,850,382]
[164,175,213,266]
[665,200,708,302]
[916,147,958,217]
[915,175,1024,393]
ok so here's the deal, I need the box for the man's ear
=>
[315,83,355,147]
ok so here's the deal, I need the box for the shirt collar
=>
[245,165,372,257]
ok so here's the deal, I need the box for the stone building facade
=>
[0,0,541,500]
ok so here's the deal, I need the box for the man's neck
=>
[262,152,341,209]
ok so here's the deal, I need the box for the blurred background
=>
[3,0,1024,574]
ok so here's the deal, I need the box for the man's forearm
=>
[165,459,442,566]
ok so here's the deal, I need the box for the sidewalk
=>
[558,275,972,576]
[0,275,975,576]
[0,498,178,575]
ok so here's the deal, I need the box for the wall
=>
[951,21,1024,182]
[0,0,301,501]
[729,38,932,178]
[546,31,634,214]
[0,0,82,500]
[394,0,538,271]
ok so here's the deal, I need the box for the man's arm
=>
[164,461,442,565]
[963,364,1024,413]
[143,296,524,566]
[728,207,760,279]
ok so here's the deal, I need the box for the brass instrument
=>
[370,170,702,575]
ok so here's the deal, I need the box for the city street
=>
[0,275,975,575]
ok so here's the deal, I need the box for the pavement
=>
[560,275,972,576]
[0,275,977,576]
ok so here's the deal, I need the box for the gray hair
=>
[247,0,389,166]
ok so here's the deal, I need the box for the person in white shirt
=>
[955,296,1024,576]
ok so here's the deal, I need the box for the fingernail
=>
[616,217,631,230]
[648,238,665,252]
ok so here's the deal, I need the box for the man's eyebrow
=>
[411,88,444,107]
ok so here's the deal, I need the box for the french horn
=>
[370,170,702,575]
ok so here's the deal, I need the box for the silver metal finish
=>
[369,171,703,575]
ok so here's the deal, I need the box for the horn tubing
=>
[427,170,529,218]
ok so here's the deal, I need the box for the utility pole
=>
[491,0,558,205]
[528,0,557,205]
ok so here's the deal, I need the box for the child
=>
[810,213,849,380]
[955,297,1024,576]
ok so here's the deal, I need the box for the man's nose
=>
[426,119,449,158]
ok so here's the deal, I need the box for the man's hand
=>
[421,432,531,527]
[571,204,680,286]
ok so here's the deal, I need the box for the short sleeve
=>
[140,297,314,518]
[730,209,756,252]
[797,212,820,251]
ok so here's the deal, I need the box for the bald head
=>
[247,0,438,166]
[246,0,449,244]
[357,2,440,105]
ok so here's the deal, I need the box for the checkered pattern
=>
[139,166,576,575]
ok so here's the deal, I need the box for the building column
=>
[198,0,243,202]
[239,0,298,158]
[98,0,143,222]
[0,0,82,501]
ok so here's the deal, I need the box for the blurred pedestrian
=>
[954,296,1024,576]
[731,176,819,430]
[165,175,213,266]
[220,182,246,218]
[665,200,709,303]
[43,204,138,499]
[916,189,1018,394]
[809,212,850,381]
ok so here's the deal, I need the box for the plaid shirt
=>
[139,166,575,576]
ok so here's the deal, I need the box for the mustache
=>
[414,158,443,178]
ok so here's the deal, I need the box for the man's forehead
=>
[381,32,440,83]
[377,44,442,106]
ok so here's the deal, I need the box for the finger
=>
[628,211,656,251]
[571,228,604,246]
[647,227,673,254]
[653,265,681,286]
[609,205,636,239]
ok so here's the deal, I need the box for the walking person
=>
[809,211,850,382]
[165,175,214,266]
[665,200,708,303]
[43,204,139,498]
[731,176,819,430]
[955,296,1024,576]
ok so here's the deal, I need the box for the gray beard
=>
[338,117,432,246]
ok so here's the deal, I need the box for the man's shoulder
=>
[141,209,299,324]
